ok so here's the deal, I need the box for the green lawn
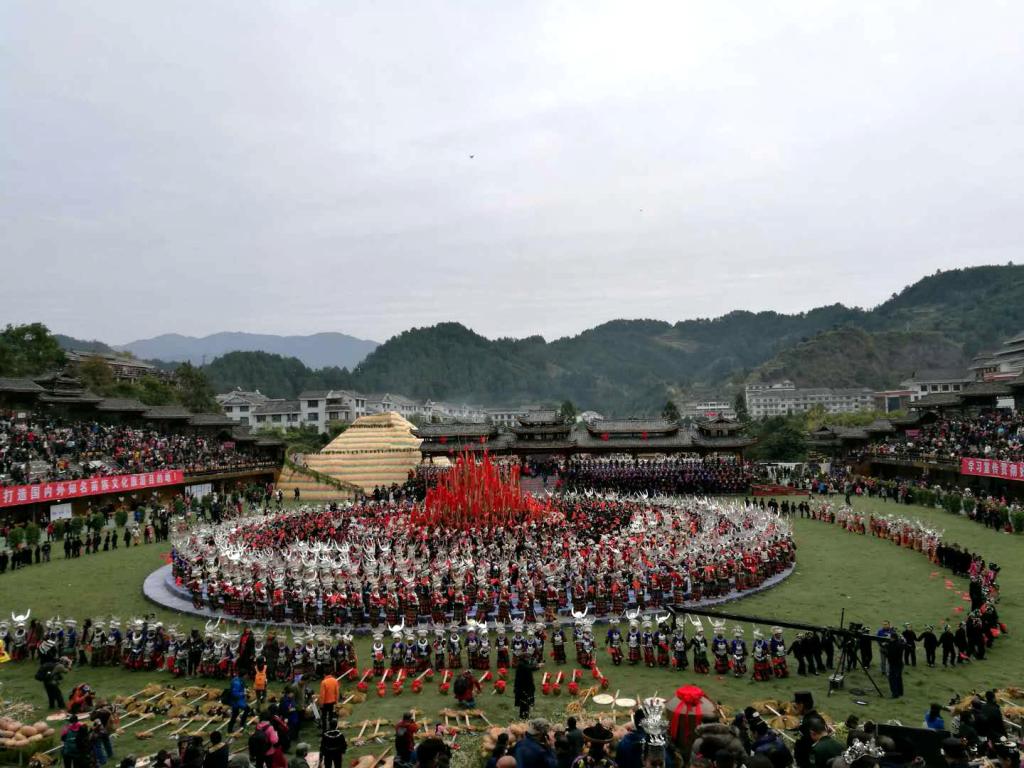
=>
[0,495,1020,764]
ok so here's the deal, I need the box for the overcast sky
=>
[3,1,1023,345]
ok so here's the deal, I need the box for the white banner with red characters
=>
[961,457,1024,482]
[0,470,185,508]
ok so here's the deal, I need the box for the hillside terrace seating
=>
[868,412,1024,464]
[0,411,272,488]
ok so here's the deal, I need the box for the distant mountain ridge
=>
[117,331,379,370]
[48,265,1024,415]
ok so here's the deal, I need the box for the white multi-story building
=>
[220,387,525,434]
[990,330,1024,376]
[681,399,736,420]
[745,381,874,418]
[251,400,302,430]
[298,389,371,432]
[424,400,488,422]
[217,389,277,427]
[899,370,971,402]
[484,407,531,426]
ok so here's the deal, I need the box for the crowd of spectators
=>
[0,411,273,488]
[869,412,1024,464]
[560,458,757,495]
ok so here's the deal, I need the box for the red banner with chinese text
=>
[0,470,185,508]
[960,458,1024,483]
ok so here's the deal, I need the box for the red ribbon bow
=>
[670,685,705,746]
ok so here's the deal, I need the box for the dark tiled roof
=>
[38,390,104,404]
[574,424,693,448]
[511,424,572,436]
[415,424,496,438]
[229,427,259,443]
[420,434,516,453]
[188,412,236,427]
[692,435,758,448]
[912,393,963,408]
[517,410,562,426]
[960,381,1012,397]
[585,418,677,435]
[297,390,330,400]
[255,436,285,447]
[253,400,301,415]
[905,368,970,382]
[864,419,895,434]
[95,398,149,412]
[143,405,192,420]
[0,377,45,394]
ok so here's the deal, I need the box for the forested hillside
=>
[192,265,1024,412]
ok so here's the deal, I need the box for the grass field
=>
[0,495,1020,764]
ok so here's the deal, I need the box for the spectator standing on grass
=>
[319,726,347,768]
[514,719,558,768]
[394,712,419,768]
[288,743,310,768]
[39,658,68,709]
[318,670,339,728]
[205,731,229,768]
[227,673,251,733]
[60,714,88,768]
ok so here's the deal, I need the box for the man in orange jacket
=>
[318,672,340,731]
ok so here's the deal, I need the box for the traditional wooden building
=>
[414,412,755,461]
[416,422,513,458]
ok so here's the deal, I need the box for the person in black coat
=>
[514,661,537,719]
[858,629,873,669]
[902,624,917,666]
[885,636,905,698]
[940,625,957,667]
[920,625,938,667]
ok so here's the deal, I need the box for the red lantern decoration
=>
[601,432,610,441]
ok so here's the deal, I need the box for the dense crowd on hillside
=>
[869,412,1024,463]
[560,458,756,495]
[0,411,273,488]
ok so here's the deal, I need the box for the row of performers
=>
[366,620,791,683]
[181,549,793,627]
[2,614,792,684]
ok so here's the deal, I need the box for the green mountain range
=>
[197,264,1024,414]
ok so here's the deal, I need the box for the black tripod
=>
[828,612,884,698]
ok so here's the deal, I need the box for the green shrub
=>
[7,526,25,549]
[943,493,962,515]
[24,522,41,546]
[114,509,128,528]
[962,495,976,514]
[69,516,84,535]
[1012,509,1024,533]
[52,519,66,540]
[89,512,105,532]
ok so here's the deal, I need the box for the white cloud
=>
[2,0,1023,344]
